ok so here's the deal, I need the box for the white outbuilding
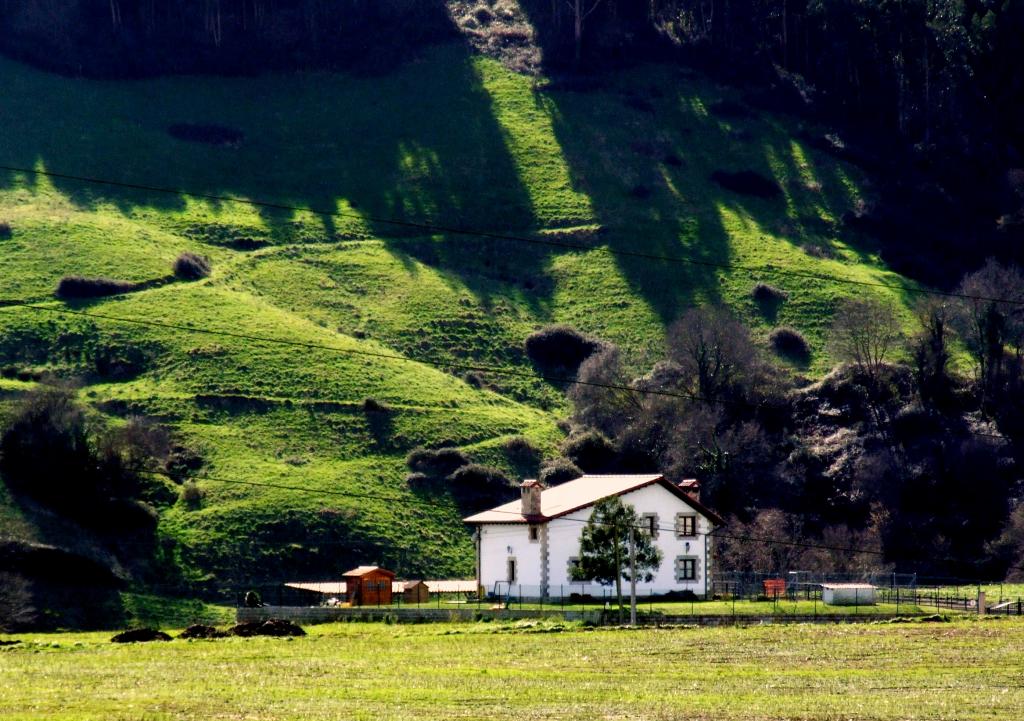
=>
[464,474,724,599]
[821,583,877,606]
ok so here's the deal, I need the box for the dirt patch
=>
[168,123,244,147]
[178,624,228,639]
[229,619,306,637]
[711,170,782,199]
[111,628,172,643]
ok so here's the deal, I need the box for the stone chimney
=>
[679,478,701,502]
[520,479,543,517]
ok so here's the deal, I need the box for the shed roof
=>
[342,565,396,578]
[463,474,724,526]
[821,583,876,589]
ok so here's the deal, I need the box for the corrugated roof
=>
[821,583,876,589]
[463,474,724,526]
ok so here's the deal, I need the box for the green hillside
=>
[0,41,923,586]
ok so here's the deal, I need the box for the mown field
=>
[0,38,929,582]
[2,619,1022,720]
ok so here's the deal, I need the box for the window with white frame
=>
[528,525,540,542]
[675,556,697,582]
[675,513,697,538]
[507,557,517,584]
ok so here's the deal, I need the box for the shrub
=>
[752,283,788,303]
[406,447,469,477]
[179,481,204,509]
[173,252,211,280]
[55,276,137,299]
[630,184,652,199]
[524,325,604,371]
[769,327,811,361]
[561,430,618,473]
[538,458,582,486]
[710,170,782,198]
[405,472,432,490]
[447,464,513,507]
[0,221,12,239]
[664,153,684,167]
[502,436,541,465]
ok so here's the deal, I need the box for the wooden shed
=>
[342,566,396,606]
[402,580,430,604]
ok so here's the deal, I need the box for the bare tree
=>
[569,345,642,436]
[827,298,902,378]
[953,259,1024,407]
[911,297,955,409]
[667,306,760,403]
[566,0,606,63]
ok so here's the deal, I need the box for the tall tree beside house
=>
[571,497,662,621]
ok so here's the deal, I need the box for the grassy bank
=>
[2,619,1021,720]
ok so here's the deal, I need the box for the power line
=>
[2,299,1011,442]
[2,163,1022,307]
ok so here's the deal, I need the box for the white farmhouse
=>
[464,474,724,599]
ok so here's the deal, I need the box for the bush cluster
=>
[406,447,469,477]
[538,457,582,486]
[524,325,604,371]
[173,252,212,280]
[752,282,788,303]
[769,326,811,361]
[55,276,136,299]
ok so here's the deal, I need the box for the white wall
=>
[477,483,716,598]
[478,523,543,596]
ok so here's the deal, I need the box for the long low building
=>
[284,580,477,596]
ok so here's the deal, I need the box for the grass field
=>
[0,39,934,582]
[2,619,1022,720]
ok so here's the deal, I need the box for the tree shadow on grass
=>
[0,32,553,311]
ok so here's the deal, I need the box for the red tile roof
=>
[463,474,724,526]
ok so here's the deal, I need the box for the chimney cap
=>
[679,478,700,489]
[521,479,542,488]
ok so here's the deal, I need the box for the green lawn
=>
[2,619,1022,720]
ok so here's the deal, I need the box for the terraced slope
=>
[0,42,921,583]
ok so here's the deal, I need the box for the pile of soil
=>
[229,618,306,637]
[178,624,228,639]
[110,628,172,643]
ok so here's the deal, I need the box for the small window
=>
[507,557,517,584]
[676,514,697,538]
[675,557,697,582]
[642,513,659,539]
[528,525,540,542]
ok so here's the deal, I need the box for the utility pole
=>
[629,526,637,626]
